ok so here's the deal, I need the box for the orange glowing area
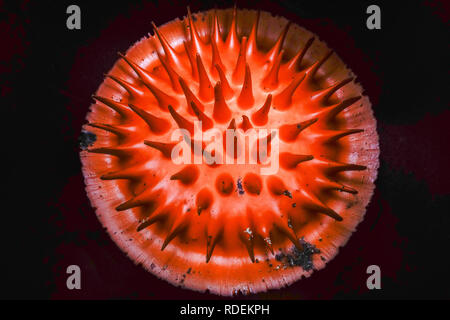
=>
[80,7,379,295]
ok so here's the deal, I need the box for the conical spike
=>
[213,81,232,124]
[144,140,176,158]
[183,41,198,80]
[240,228,255,263]
[339,185,359,194]
[246,10,260,56]
[317,157,367,173]
[314,177,358,194]
[196,188,213,215]
[156,51,182,93]
[206,221,223,263]
[206,239,217,263]
[179,77,206,114]
[210,9,224,76]
[258,227,274,254]
[228,118,236,129]
[116,197,143,211]
[168,105,195,135]
[304,50,333,82]
[266,175,287,196]
[319,96,362,121]
[239,115,253,132]
[121,72,179,111]
[225,5,238,50]
[215,64,233,99]
[122,69,178,110]
[329,96,362,118]
[265,238,274,254]
[299,189,343,221]
[106,75,144,97]
[100,166,144,180]
[117,53,179,110]
[161,211,190,250]
[274,219,302,251]
[137,216,159,232]
[237,64,254,109]
[187,6,206,55]
[243,174,262,195]
[211,39,225,77]
[251,94,272,126]
[149,84,180,111]
[128,104,170,134]
[88,146,133,158]
[232,36,247,83]
[86,123,129,138]
[279,118,318,142]
[312,77,353,104]
[118,53,159,87]
[92,95,133,118]
[137,207,167,231]
[318,129,364,143]
[151,21,182,69]
[265,22,290,63]
[116,188,160,211]
[170,165,199,185]
[196,54,214,101]
[330,162,367,172]
[191,101,213,131]
[273,72,306,110]
[212,9,222,44]
[286,37,314,72]
[280,152,314,169]
[262,50,284,90]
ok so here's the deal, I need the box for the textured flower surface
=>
[80,7,379,295]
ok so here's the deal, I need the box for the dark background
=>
[1,0,449,299]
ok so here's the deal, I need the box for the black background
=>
[1,0,449,300]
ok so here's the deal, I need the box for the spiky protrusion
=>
[262,50,284,90]
[215,64,233,99]
[273,72,306,110]
[128,104,170,134]
[87,122,130,138]
[196,54,214,101]
[213,82,232,123]
[191,101,213,131]
[152,21,183,69]
[279,118,317,142]
[246,11,260,57]
[232,36,247,83]
[81,7,378,297]
[170,165,200,185]
[280,153,314,170]
[237,64,254,109]
[251,94,272,126]
[285,36,315,73]
[187,6,207,56]
[168,105,195,135]
[92,95,134,119]
[179,77,205,114]
[144,140,176,158]
[106,74,144,97]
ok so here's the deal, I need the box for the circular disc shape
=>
[80,8,379,295]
